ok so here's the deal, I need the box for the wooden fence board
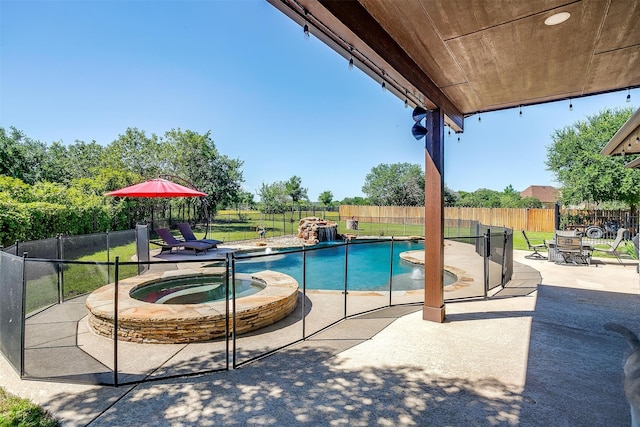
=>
[339,206,556,232]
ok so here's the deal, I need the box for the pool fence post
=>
[225,254,230,371]
[20,251,28,378]
[106,230,111,284]
[388,237,394,306]
[113,256,119,386]
[483,231,490,299]
[343,240,349,319]
[231,256,237,369]
[302,245,307,339]
[57,234,63,304]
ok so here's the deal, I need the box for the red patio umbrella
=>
[105,178,207,198]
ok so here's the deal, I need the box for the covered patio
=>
[268,0,640,322]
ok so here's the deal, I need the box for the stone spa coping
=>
[85,268,299,344]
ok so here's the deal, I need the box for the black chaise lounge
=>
[155,227,213,254]
[177,223,222,248]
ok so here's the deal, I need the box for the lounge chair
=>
[177,223,222,248]
[522,230,547,259]
[155,228,213,254]
[592,227,628,265]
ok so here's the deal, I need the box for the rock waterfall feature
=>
[297,217,339,245]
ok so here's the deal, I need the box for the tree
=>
[258,181,289,213]
[362,163,425,206]
[546,107,640,207]
[456,188,502,207]
[318,190,333,206]
[66,141,106,181]
[235,190,255,210]
[499,185,523,208]
[163,128,244,214]
[0,127,48,184]
[340,196,370,205]
[520,197,543,208]
[102,127,163,178]
[285,176,308,207]
[444,185,459,206]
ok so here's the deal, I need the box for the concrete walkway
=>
[1,250,639,426]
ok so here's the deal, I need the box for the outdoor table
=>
[546,240,593,264]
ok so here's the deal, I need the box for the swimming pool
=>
[234,240,456,291]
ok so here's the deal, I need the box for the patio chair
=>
[555,233,592,265]
[177,223,222,248]
[592,227,628,265]
[155,228,213,255]
[522,230,547,259]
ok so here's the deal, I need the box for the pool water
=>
[235,240,456,291]
[130,275,263,304]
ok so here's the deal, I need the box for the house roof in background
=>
[520,185,558,203]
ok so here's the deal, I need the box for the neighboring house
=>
[520,185,558,209]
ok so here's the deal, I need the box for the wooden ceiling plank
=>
[361,0,467,88]
[318,0,464,129]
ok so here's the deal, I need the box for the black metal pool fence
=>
[0,222,512,386]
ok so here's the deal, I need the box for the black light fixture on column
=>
[411,106,428,140]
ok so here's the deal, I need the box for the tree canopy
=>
[318,190,333,206]
[546,107,640,208]
[257,176,310,213]
[257,181,289,214]
[340,196,370,206]
[362,163,425,206]
[454,186,542,208]
[285,175,308,206]
[0,126,246,243]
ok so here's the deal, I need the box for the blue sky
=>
[1,0,637,201]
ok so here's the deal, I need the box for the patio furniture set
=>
[522,228,629,266]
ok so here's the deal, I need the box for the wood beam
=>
[423,108,445,322]
[318,0,463,130]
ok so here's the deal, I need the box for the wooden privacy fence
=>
[339,205,556,232]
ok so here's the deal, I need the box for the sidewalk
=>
[1,250,638,426]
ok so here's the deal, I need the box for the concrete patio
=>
[1,249,638,426]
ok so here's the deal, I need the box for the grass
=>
[204,211,476,242]
[25,242,139,313]
[0,387,58,427]
[514,230,554,251]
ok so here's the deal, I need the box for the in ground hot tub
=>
[85,270,298,344]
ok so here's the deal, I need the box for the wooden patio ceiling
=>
[268,0,640,132]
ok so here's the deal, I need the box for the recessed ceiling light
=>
[545,12,571,26]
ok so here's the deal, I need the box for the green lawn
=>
[514,230,554,251]
[0,386,58,427]
[25,242,139,313]
[205,211,475,242]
